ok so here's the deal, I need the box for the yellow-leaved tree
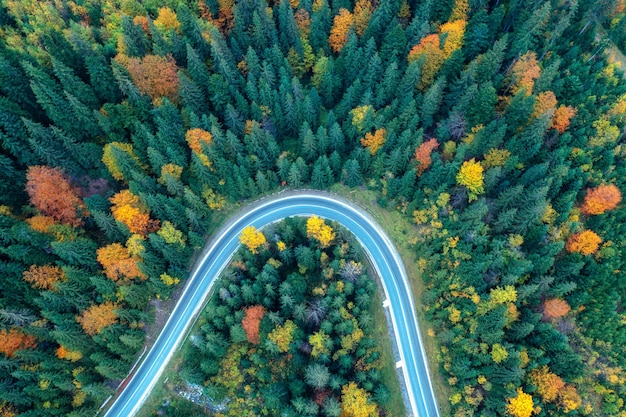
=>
[506,388,534,417]
[267,320,296,353]
[341,382,378,417]
[456,159,484,201]
[185,128,213,168]
[306,216,335,248]
[528,366,565,403]
[239,225,266,254]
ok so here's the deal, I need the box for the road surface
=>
[102,190,439,417]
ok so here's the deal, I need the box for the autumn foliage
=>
[341,382,378,417]
[509,52,541,95]
[26,166,88,227]
[529,366,565,402]
[239,225,266,254]
[76,302,118,336]
[101,142,145,182]
[414,138,439,176]
[551,105,577,133]
[306,216,335,248]
[542,298,571,320]
[26,215,56,233]
[360,128,386,155]
[186,128,213,168]
[122,54,179,103]
[456,158,484,201]
[23,264,66,291]
[242,305,265,345]
[110,190,159,236]
[408,34,446,90]
[0,329,36,357]
[97,243,146,282]
[566,230,602,255]
[407,19,465,89]
[329,8,354,53]
[506,388,534,417]
[580,184,622,215]
[56,345,82,362]
[532,91,557,118]
[154,7,180,33]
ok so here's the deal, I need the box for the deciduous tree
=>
[110,190,159,236]
[341,382,378,417]
[23,264,66,290]
[414,139,439,176]
[121,54,179,103]
[506,388,534,417]
[26,166,88,227]
[360,128,386,155]
[542,299,571,320]
[329,9,353,53]
[529,366,565,402]
[239,226,266,254]
[306,216,335,248]
[97,243,146,282]
[0,328,36,357]
[77,302,118,336]
[580,184,622,215]
[456,159,484,201]
[242,305,265,345]
[566,230,602,255]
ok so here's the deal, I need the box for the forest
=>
[0,0,625,416]
[155,216,400,417]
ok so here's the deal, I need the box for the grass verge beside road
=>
[330,184,450,416]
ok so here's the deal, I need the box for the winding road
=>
[102,191,439,417]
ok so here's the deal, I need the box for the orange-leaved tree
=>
[360,128,386,155]
[529,366,565,402]
[566,230,602,255]
[97,243,146,282]
[76,302,118,336]
[329,8,354,53]
[110,190,159,236]
[532,91,557,118]
[56,345,82,362]
[542,298,571,321]
[414,138,439,176]
[185,128,213,168]
[242,305,265,345]
[0,328,36,357]
[26,215,56,233]
[239,225,266,254]
[306,215,335,248]
[580,184,622,215]
[23,264,66,290]
[506,388,534,417]
[508,52,541,95]
[26,166,88,227]
[122,54,179,103]
[408,34,445,90]
[551,105,577,133]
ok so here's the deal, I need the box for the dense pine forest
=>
[0,0,625,416]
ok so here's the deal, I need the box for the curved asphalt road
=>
[102,191,439,417]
